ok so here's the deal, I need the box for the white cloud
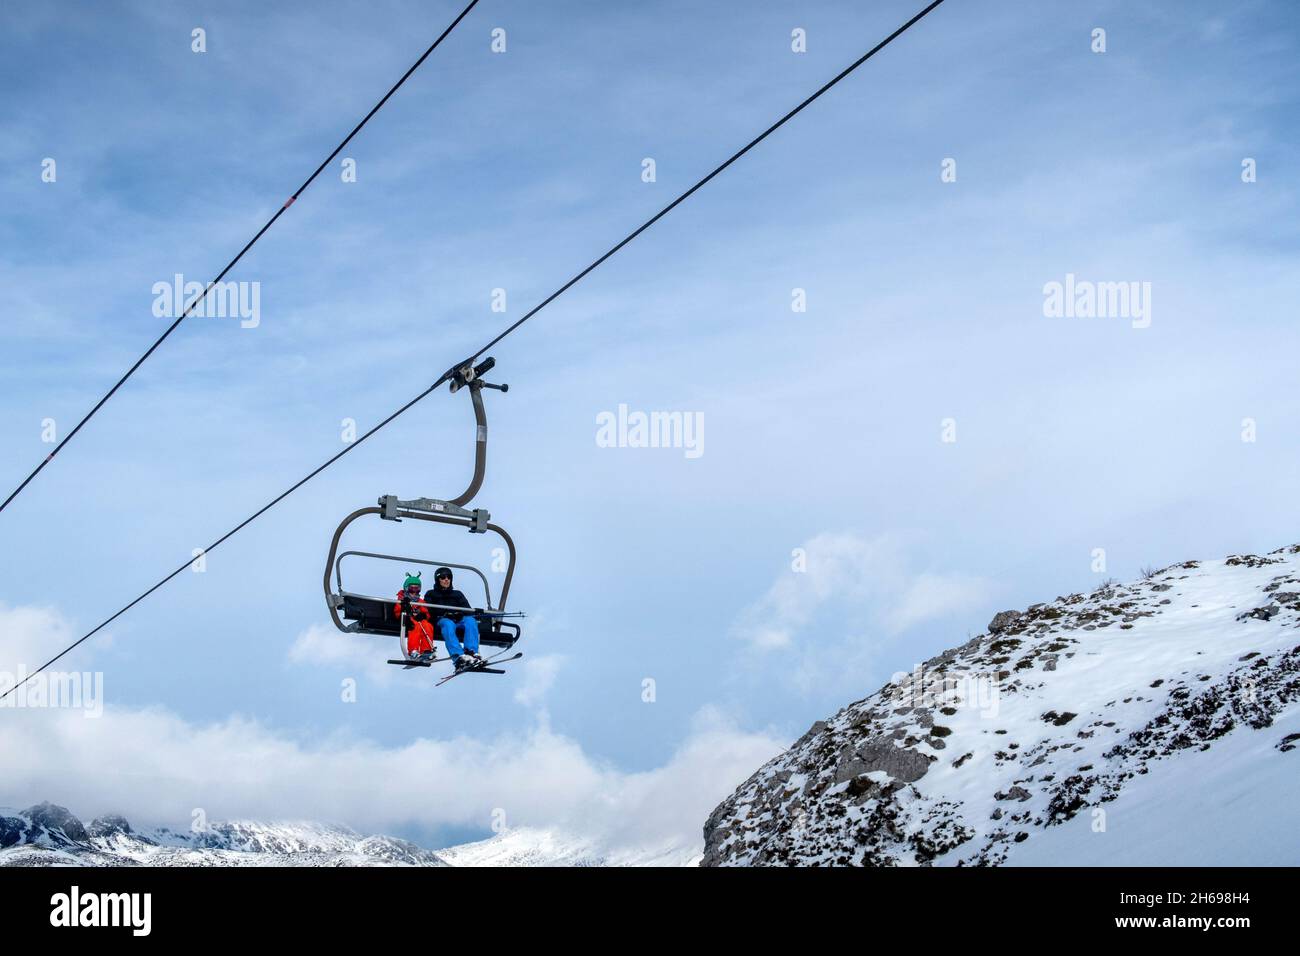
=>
[886,572,990,633]
[585,705,783,852]
[513,654,564,709]
[287,623,397,685]
[731,532,888,650]
[0,605,783,858]
[0,703,781,858]
[0,601,89,674]
[731,532,991,652]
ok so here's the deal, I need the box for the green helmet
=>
[403,572,422,589]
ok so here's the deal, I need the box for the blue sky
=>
[1,0,1298,850]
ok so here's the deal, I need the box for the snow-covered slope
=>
[702,547,1300,866]
[436,827,698,867]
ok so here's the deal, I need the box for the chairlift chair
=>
[322,358,523,666]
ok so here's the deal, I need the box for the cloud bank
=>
[732,532,991,650]
[1,605,782,857]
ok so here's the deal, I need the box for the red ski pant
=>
[406,619,436,656]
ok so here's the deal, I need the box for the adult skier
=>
[425,567,483,670]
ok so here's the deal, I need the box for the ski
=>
[386,658,435,668]
[434,651,523,687]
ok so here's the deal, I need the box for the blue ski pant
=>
[437,615,479,657]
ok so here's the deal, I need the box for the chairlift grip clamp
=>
[448,356,497,394]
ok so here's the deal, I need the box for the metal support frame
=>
[376,359,498,530]
[322,357,520,645]
[322,507,517,634]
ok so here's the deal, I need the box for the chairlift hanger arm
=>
[384,356,509,521]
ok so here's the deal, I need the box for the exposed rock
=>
[834,740,930,785]
[1237,604,1280,622]
[23,802,88,843]
[793,721,828,748]
[88,814,133,839]
[988,610,1024,634]
[846,774,879,798]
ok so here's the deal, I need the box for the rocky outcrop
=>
[702,546,1300,866]
[88,814,135,839]
[987,610,1023,635]
[23,802,88,843]
[0,802,94,852]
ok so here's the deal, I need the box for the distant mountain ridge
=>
[0,801,446,867]
[0,802,695,867]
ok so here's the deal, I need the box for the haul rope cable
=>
[0,0,947,703]
[0,0,484,517]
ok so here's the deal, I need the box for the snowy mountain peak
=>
[0,805,448,867]
[0,806,690,867]
[702,546,1300,866]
